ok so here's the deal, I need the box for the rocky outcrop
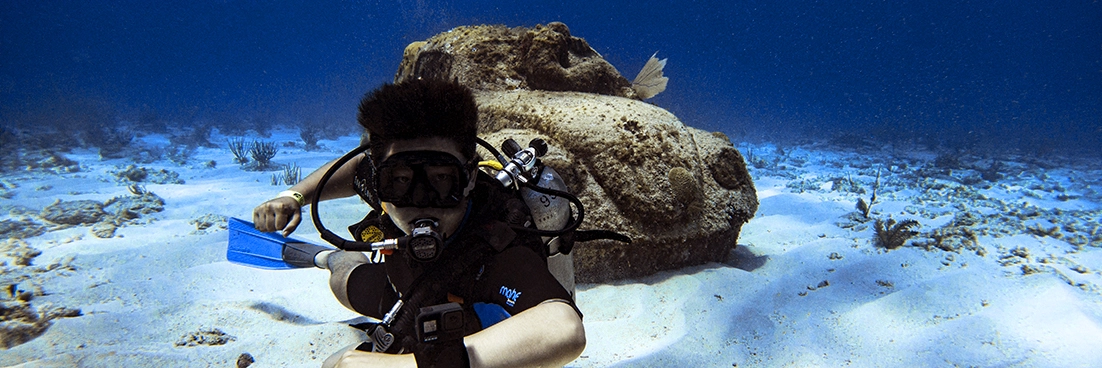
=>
[395,22,640,99]
[40,200,106,226]
[399,23,758,282]
[476,91,757,282]
[0,219,47,240]
[37,188,165,239]
[0,239,82,349]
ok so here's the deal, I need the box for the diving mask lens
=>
[375,151,470,208]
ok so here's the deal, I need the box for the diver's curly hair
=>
[357,79,478,163]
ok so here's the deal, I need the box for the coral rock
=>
[175,328,236,347]
[23,151,81,174]
[477,90,757,282]
[40,200,105,225]
[0,219,47,240]
[0,301,80,349]
[668,167,701,208]
[709,147,753,191]
[190,214,227,232]
[396,22,640,99]
[91,221,118,238]
[403,23,758,282]
[1,238,42,266]
[104,192,165,219]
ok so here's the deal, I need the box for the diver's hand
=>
[252,196,302,237]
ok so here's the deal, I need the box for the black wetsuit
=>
[344,172,580,349]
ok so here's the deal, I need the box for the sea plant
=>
[170,125,215,148]
[630,52,668,100]
[271,162,301,186]
[873,217,920,250]
[228,138,249,164]
[89,126,135,159]
[284,163,301,185]
[742,144,772,169]
[923,224,982,255]
[300,125,321,151]
[831,172,864,194]
[856,166,882,218]
[165,145,193,166]
[249,140,277,170]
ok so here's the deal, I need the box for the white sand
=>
[2,131,1101,367]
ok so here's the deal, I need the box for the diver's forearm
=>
[464,301,586,368]
[290,155,363,202]
[330,350,416,368]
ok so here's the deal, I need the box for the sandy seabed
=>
[2,129,1101,367]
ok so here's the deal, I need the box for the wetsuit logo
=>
[499,286,521,307]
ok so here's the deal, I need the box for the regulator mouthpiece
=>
[364,218,445,262]
[407,218,444,262]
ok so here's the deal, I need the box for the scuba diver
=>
[252,79,587,367]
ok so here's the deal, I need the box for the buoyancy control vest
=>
[345,137,630,297]
[306,136,631,361]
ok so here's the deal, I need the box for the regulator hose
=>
[310,144,377,251]
[510,179,585,237]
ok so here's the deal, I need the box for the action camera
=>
[416,302,465,343]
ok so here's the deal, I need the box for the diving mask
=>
[375,150,474,208]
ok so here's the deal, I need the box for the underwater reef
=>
[755,140,1102,287]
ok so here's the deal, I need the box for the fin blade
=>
[227,217,302,270]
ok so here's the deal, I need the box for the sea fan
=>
[228,138,249,164]
[874,218,920,250]
[631,52,669,100]
[250,140,278,170]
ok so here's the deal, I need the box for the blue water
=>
[2,1,1100,155]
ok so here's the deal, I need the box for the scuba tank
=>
[493,137,572,251]
[488,138,576,298]
[523,166,571,254]
[522,166,575,298]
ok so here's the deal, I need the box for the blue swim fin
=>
[227,217,333,270]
